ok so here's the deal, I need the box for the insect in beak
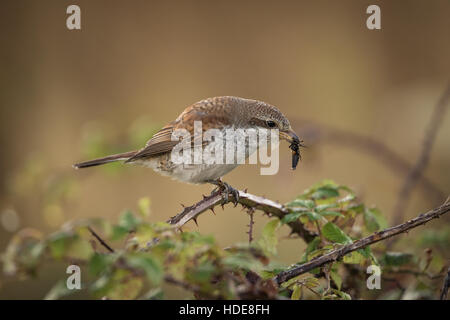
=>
[280,129,304,170]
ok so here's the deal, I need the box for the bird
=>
[73,96,301,202]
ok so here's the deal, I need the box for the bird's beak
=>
[279,128,300,144]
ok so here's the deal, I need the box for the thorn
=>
[193,218,198,227]
[210,207,216,215]
[221,203,225,210]
[244,188,248,193]
[202,194,207,200]
[180,203,185,208]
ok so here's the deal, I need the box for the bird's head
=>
[239,98,300,145]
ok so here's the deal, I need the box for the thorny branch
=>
[87,187,449,298]
[274,201,450,285]
[88,226,115,253]
[167,189,317,242]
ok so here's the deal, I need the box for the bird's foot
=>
[209,179,240,206]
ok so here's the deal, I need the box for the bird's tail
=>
[73,151,138,169]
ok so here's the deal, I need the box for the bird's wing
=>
[125,125,179,162]
[126,102,232,162]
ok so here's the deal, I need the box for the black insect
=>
[289,140,302,170]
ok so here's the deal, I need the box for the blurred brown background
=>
[0,0,449,299]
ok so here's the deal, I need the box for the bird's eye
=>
[266,120,277,128]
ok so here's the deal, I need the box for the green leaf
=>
[285,210,321,222]
[382,252,413,266]
[188,261,216,283]
[126,254,163,285]
[343,251,365,264]
[137,197,151,218]
[304,277,320,288]
[319,211,344,218]
[286,199,315,209]
[48,232,71,259]
[300,237,321,263]
[111,225,129,241]
[257,219,281,256]
[330,270,342,290]
[304,211,321,221]
[291,284,302,300]
[322,222,352,244]
[281,212,302,224]
[311,186,339,200]
[65,237,94,260]
[332,289,351,300]
[119,210,141,231]
[315,203,338,212]
[363,208,387,232]
[99,269,143,300]
[348,203,365,214]
[89,253,115,276]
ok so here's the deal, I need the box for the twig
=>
[167,189,317,242]
[274,201,450,285]
[87,226,115,253]
[391,84,450,226]
[246,208,255,243]
[440,267,450,300]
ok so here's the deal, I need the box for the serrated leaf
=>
[363,208,387,232]
[319,211,344,218]
[281,212,302,224]
[338,194,356,203]
[333,289,351,300]
[111,225,129,241]
[305,277,320,288]
[100,270,143,300]
[291,284,302,300]
[118,210,141,231]
[257,219,280,256]
[48,232,71,259]
[315,203,338,212]
[343,251,365,264]
[322,222,352,244]
[311,186,339,200]
[89,253,115,276]
[330,270,342,290]
[287,199,315,208]
[348,203,365,215]
[223,253,263,271]
[65,237,94,260]
[126,254,163,285]
[188,261,216,283]
[304,211,321,221]
[300,237,321,263]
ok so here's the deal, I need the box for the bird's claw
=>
[225,183,240,206]
[210,180,239,206]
